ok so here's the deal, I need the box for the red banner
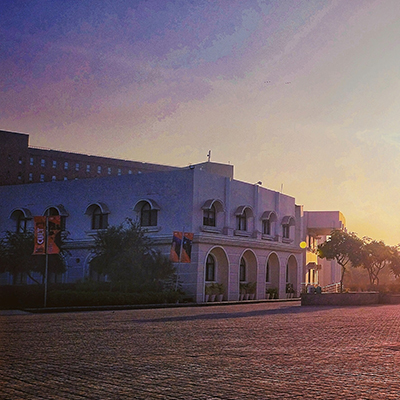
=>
[33,216,46,255]
[170,231,193,263]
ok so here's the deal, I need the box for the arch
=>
[43,204,68,230]
[235,205,254,217]
[266,252,280,297]
[281,215,296,226]
[85,202,110,230]
[204,246,229,301]
[133,199,161,212]
[235,205,254,232]
[9,208,32,233]
[286,254,298,297]
[239,249,258,298]
[202,199,225,229]
[202,199,225,213]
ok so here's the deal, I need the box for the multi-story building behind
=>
[0,130,178,186]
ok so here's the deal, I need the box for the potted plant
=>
[286,283,294,298]
[268,287,278,299]
[216,283,224,302]
[239,283,246,300]
[205,284,212,302]
[247,282,256,300]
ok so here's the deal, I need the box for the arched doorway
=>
[266,253,280,299]
[239,250,258,299]
[204,247,229,301]
[286,255,298,297]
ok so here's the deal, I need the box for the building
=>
[0,130,178,186]
[0,135,345,300]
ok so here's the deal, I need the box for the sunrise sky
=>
[2,0,400,244]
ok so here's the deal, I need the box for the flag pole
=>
[44,216,49,308]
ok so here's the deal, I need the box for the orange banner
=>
[47,215,61,254]
[33,216,46,255]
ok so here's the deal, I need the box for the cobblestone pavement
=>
[2,301,400,399]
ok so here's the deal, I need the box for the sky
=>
[2,0,400,244]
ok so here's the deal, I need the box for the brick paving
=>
[2,302,400,399]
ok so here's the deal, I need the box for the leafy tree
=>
[359,239,399,286]
[0,230,66,285]
[90,219,176,292]
[317,229,363,292]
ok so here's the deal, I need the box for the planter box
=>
[301,292,379,306]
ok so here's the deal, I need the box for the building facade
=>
[0,157,345,301]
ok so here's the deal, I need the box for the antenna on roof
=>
[207,150,211,162]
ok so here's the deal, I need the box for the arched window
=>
[237,214,247,231]
[10,209,32,233]
[92,206,108,230]
[281,216,295,241]
[205,254,215,281]
[235,206,253,232]
[240,258,246,282]
[203,204,216,227]
[44,206,68,231]
[140,202,157,227]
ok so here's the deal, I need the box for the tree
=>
[0,230,66,284]
[317,229,363,293]
[90,219,176,291]
[360,239,398,286]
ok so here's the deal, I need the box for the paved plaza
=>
[2,301,400,399]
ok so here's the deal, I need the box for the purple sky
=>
[2,0,400,244]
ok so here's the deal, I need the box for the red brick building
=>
[0,130,177,186]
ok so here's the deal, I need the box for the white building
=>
[0,161,344,301]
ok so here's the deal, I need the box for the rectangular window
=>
[18,157,22,165]
[117,168,122,176]
[128,170,132,174]
[97,166,101,174]
[86,164,90,172]
[236,215,247,231]
[29,173,33,182]
[30,157,34,166]
[262,219,271,235]
[283,225,290,239]
[64,162,69,170]
[52,160,57,168]
[40,174,45,182]
[41,159,45,167]
[52,176,56,182]
[18,172,22,180]
[75,163,80,171]
[64,177,68,181]
[203,209,216,227]
[108,167,111,175]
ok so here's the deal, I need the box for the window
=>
[140,202,157,227]
[75,163,80,171]
[52,176,56,182]
[64,177,68,181]
[11,210,29,233]
[29,173,33,182]
[240,258,246,282]
[18,172,22,180]
[203,205,216,227]
[40,174,45,182]
[30,157,34,166]
[86,164,90,173]
[117,168,122,176]
[128,170,132,174]
[91,206,108,230]
[52,160,57,169]
[282,225,290,239]
[97,166,101,174]
[286,263,289,282]
[205,254,215,281]
[266,261,270,282]
[41,159,45,167]
[236,214,247,231]
[45,207,67,231]
[107,167,111,175]
[262,219,271,235]
[18,157,22,165]
[64,162,69,170]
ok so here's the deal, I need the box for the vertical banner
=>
[33,216,46,255]
[47,215,61,254]
[170,231,193,263]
